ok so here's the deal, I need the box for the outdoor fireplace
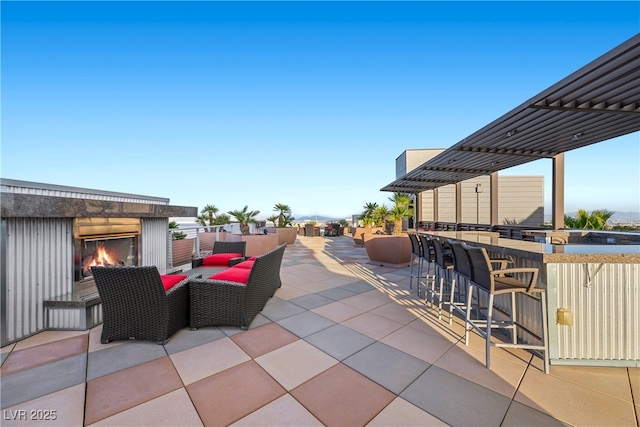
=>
[74,218,141,286]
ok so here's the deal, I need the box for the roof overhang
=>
[382,33,640,193]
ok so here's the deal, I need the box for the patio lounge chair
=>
[91,266,196,345]
[189,244,286,329]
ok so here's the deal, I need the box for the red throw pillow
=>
[202,252,243,267]
[233,260,255,269]
[160,274,187,291]
[208,267,250,284]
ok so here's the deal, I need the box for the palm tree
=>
[373,205,390,228]
[361,202,379,227]
[213,213,230,226]
[273,203,294,227]
[195,214,209,227]
[388,204,413,235]
[200,204,219,226]
[565,209,614,230]
[388,192,411,209]
[228,205,260,235]
[382,192,413,234]
[266,215,279,227]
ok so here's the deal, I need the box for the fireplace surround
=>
[74,218,141,287]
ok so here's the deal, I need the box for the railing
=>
[418,222,551,239]
[167,223,268,269]
[493,225,548,240]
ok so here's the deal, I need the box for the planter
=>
[171,238,195,267]
[226,233,279,257]
[198,231,228,254]
[266,227,298,245]
[363,233,412,268]
[351,227,384,246]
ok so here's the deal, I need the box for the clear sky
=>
[2,1,639,220]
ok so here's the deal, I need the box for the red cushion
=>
[161,274,187,291]
[208,267,250,284]
[202,253,243,267]
[233,260,255,269]
[246,256,257,261]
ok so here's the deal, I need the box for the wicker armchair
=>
[191,241,247,268]
[189,244,286,329]
[91,266,194,345]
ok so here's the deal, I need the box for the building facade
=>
[397,149,544,227]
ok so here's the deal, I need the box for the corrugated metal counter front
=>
[419,231,640,367]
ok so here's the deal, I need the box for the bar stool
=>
[408,233,422,292]
[427,237,454,320]
[464,244,549,374]
[417,234,435,299]
[447,241,473,326]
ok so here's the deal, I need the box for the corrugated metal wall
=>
[551,262,640,362]
[2,218,74,344]
[46,305,102,330]
[141,218,168,274]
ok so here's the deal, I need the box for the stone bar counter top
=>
[419,231,640,264]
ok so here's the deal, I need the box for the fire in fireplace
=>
[74,218,141,284]
[79,237,138,279]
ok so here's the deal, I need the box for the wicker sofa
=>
[189,243,286,329]
[91,266,200,345]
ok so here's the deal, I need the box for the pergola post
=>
[455,182,462,227]
[552,153,565,230]
[433,188,439,225]
[490,172,499,227]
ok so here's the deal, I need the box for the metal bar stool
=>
[447,241,473,326]
[408,233,422,292]
[427,237,454,320]
[464,244,549,374]
[417,234,436,300]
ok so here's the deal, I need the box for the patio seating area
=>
[1,236,638,426]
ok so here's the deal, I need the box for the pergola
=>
[382,33,640,230]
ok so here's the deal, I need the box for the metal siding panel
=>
[3,218,73,344]
[141,218,168,274]
[553,263,639,362]
[47,308,81,330]
[91,304,103,327]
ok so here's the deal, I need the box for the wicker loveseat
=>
[92,266,198,345]
[189,243,286,329]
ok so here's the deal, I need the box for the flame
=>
[84,243,117,275]
[93,244,114,266]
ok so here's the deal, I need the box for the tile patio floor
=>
[1,236,638,426]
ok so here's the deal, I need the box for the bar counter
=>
[419,231,640,367]
[420,231,640,264]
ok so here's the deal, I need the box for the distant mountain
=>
[294,214,348,222]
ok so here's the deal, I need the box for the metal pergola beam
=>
[381,34,640,230]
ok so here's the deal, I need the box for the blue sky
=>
[2,1,639,220]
